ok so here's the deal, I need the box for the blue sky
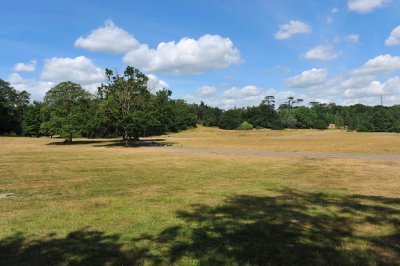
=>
[1,0,400,108]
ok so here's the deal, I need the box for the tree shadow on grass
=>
[1,190,399,265]
[94,139,175,148]
[47,138,175,148]
[143,189,400,265]
[47,139,120,146]
[0,228,157,266]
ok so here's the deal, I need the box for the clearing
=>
[1,127,399,265]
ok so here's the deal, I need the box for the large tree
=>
[0,79,30,134]
[98,66,156,144]
[43,81,91,143]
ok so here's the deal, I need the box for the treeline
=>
[1,66,400,143]
[202,98,400,132]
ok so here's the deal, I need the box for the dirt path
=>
[151,147,400,159]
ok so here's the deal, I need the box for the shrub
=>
[238,121,254,130]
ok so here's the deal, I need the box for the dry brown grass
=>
[0,128,399,265]
[163,126,400,153]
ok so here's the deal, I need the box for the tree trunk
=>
[124,130,129,146]
[68,133,73,144]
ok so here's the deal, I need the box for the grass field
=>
[1,127,400,265]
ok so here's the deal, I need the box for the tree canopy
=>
[42,81,92,143]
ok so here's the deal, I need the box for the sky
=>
[1,0,400,108]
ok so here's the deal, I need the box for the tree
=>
[43,82,91,143]
[218,109,243,130]
[21,101,44,137]
[98,66,154,144]
[0,79,30,134]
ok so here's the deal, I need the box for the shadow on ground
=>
[1,190,399,265]
[47,138,175,147]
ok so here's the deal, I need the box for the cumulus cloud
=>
[352,54,400,76]
[343,81,384,98]
[222,86,263,99]
[347,0,390,13]
[40,56,105,85]
[146,74,169,92]
[8,73,54,100]
[196,86,216,97]
[343,76,400,100]
[75,20,241,75]
[303,44,340,61]
[385,25,400,46]
[74,19,139,53]
[345,34,360,43]
[274,20,312,40]
[123,34,241,75]
[12,60,36,72]
[187,85,309,109]
[285,68,328,88]
[331,7,339,13]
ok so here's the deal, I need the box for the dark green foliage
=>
[191,101,222,126]
[21,101,44,137]
[43,81,92,143]
[169,99,197,132]
[0,79,30,135]
[85,98,117,138]
[218,108,243,130]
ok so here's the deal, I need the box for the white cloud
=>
[76,20,241,75]
[303,44,340,61]
[347,0,390,13]
[381,76,400,94]
[222,85,262,99]
[274,20,312,40]
[123,34,241,75]
[285,68,328,88]
[12,60,36,72]
[196,86,216,97]
[8,72,102,100]
[331,7,339,13]
[345,34,360,43]
[146,74,169,92]
[185,85,283,109]
[74,19,139,53]
[40,56,105,85]
[326,17,334,24]
[343,81,384,98]
[353,54,400,76]
[8,73,54,100]
[343,76,400,100]
[385,25,400,46]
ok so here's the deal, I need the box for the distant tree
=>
[0,79,30,134]
[21,101,44,137]
[43,81,92,143]
[218,109,243,130]
[170,99,197,131]
[292,106,317,128]
[262,95,275,107]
